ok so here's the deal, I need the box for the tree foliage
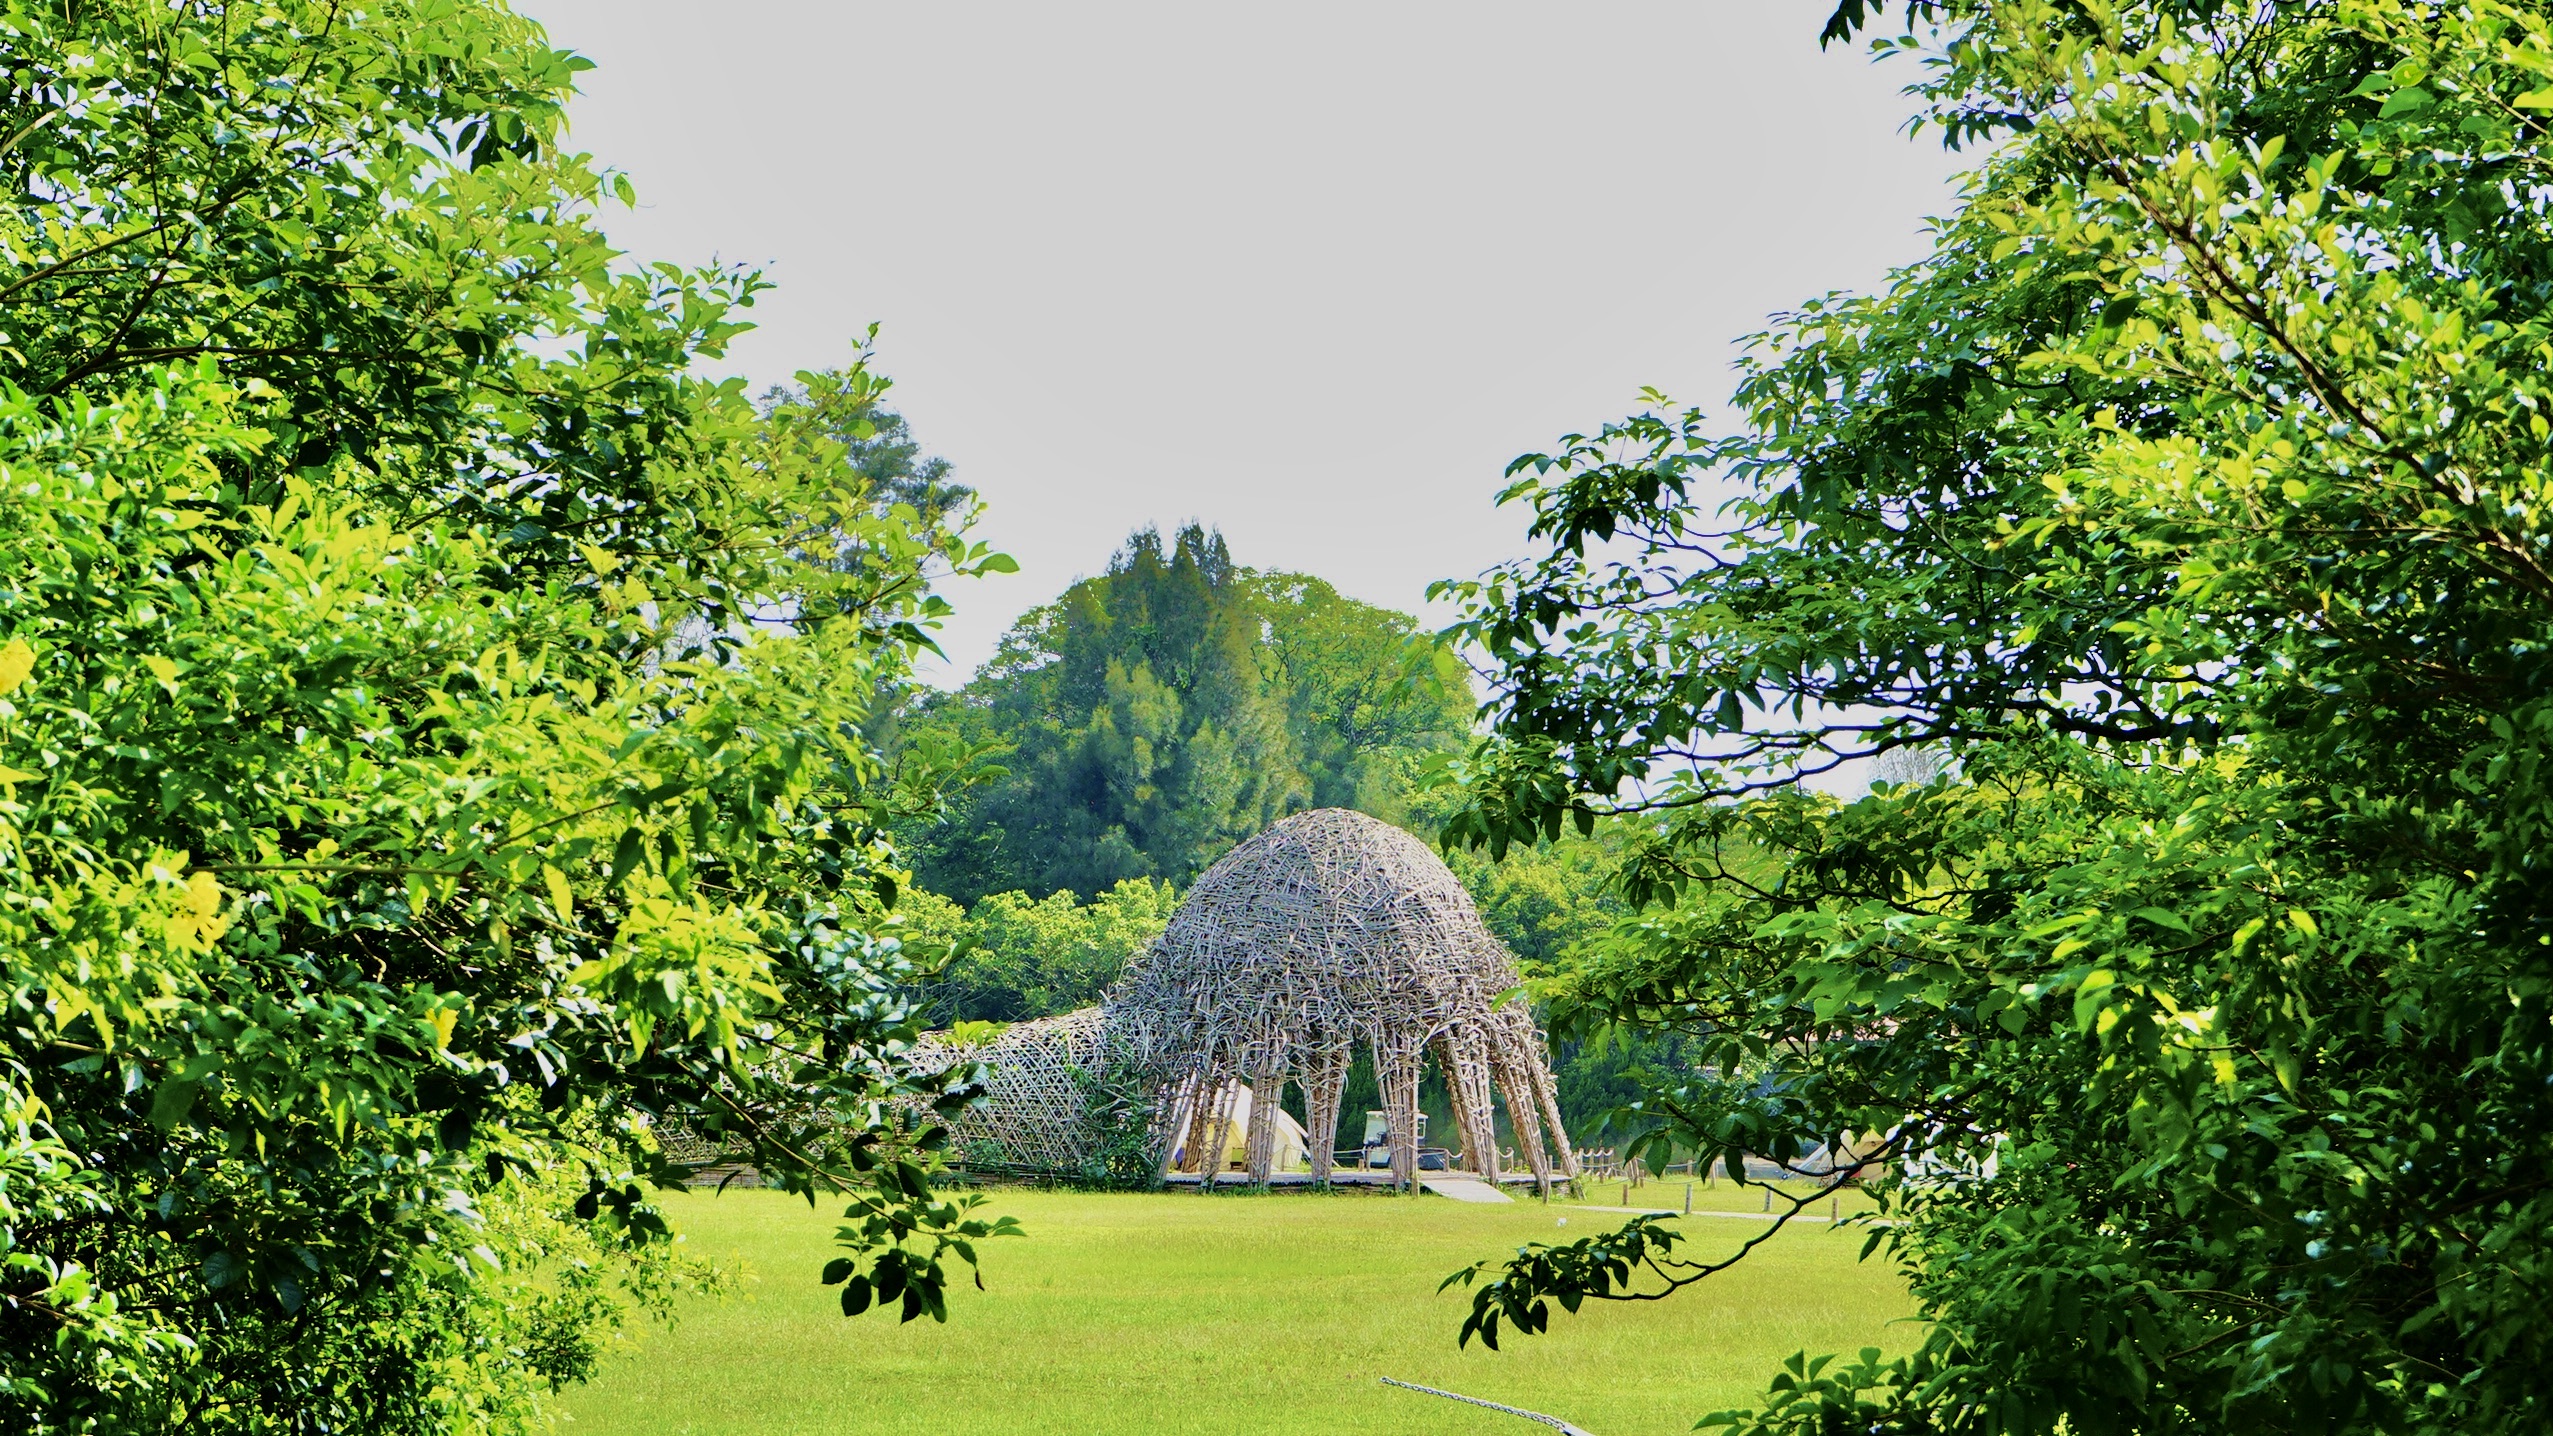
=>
[895,879,1182,1025]
[0,5,1012,1434]
[758,359,974,535]
[902,525,1473,902]
[1435,2,2553,1432]
[1434,827,1678,1145]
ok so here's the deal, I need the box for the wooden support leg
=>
[1302,1043,1350,1185]
[1152,1072,1196,1186]
[1176,1074,1213,1173]
[1529,1056,1580,1180]
[1195,1071,1243,1190]
[1377,1038,1422,1191]
[1435,1034,1501,1183]
[1244,1063,1283,1184]
[1494,1059,1556,1198]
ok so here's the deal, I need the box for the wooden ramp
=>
[1421,1175,1513,1203]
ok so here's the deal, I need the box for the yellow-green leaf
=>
[0,638,33,695]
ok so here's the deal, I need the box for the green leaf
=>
[149,1079,202,1129]
[609,826,645,888]
[2130,906,2190,934]
[2378,86,2435,118]
[0,637,34,695]
[200,1250,243,1290]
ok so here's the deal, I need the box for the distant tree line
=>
[890,523,1475,904]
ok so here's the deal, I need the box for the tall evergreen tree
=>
[902,526,1470,901]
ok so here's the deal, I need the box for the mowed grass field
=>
[558,1183,1916,1436]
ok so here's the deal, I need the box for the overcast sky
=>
[519,1,1965,685]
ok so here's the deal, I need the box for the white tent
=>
[1168,1081,1309,1173]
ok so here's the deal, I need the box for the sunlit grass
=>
[557,1184,1917,1436]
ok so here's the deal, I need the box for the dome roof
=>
[1111,808,1519,1044]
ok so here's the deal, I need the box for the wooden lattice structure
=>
[911,1007,1115,1174]
[914,809,1578,1191]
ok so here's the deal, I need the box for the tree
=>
[0,6,1011,1435]
[759,351,975,533]
[1436,828,1692,1146]
[953,522,1305,899]
[1434,3,2553,1433]
[1256,571,1478,813]
[901,525,1472,902]
[896,879,1182,1025]
[1439,827,1634,972]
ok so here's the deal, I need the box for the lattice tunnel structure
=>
[912,809,1580,1191]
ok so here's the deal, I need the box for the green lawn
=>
[557,1184,1917,1436]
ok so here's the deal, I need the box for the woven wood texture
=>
[915,809,1578,1189]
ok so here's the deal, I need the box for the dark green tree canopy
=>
[903,524,1473,902]
[1435,3,2553,1434]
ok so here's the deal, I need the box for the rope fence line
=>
[1379,1377,1596,1435]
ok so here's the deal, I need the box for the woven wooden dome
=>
[916,810,1577,1190]
[1109,808,1576,1188]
